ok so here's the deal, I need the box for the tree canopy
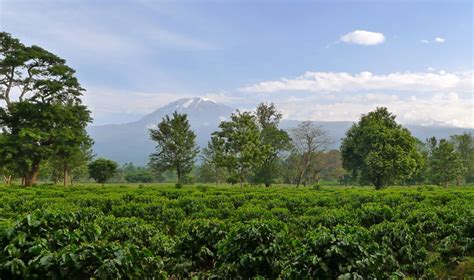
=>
[340,107,422,189]
[149,111,199,187]
[427,138,465,186]
[252,103,292,187]
[0,32,91,186]
[210,110,270,188]
[88,158,118,185]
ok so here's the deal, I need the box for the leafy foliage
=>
[149,112,199,186]
[341,107,423,189]
[210,110,270,187]
[88,158,118,184]
[0,32,91,186]
[0,184,472,279]
[428,138,465,186]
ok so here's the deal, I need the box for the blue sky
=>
[1,0,473,127]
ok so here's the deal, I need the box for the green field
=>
[0,184,473,279]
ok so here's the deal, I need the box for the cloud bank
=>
[340,30,385,46]
[239,71,473,94]
[239,70,474,128]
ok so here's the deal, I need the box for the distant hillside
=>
[88,97,234,164]
[88,98,473,165]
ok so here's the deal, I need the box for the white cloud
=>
[435,37,446,43]
[340,30,385,46]
[276,93,474,128]
[239,70,473,94]
[420,39,430,44]
[238,70,474,128]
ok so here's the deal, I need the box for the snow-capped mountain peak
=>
[171,97,217,109]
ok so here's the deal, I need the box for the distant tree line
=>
[1,32,472,188]
[148,105,472,188]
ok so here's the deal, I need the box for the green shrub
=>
[217,220,290,278]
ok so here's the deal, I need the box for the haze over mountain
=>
[88,98,473,165]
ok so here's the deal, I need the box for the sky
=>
[1,0,473,127]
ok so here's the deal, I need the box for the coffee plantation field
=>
[0,184,473,279]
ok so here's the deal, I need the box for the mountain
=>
[87,97,234,164]
[88,97,473,165]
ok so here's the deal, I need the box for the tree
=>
[427,138,465,187]
[318,150,347,181]
[290,121,331,187]
[404,138,428,185]
[149,112,199,186]
[88,158,118,185]
[0,32,90,186]
[0,102,91,186]
[211,110,270,188]
[122,163,155,183]
[199,137,228,184]
[50,104,93,186]
[252,103,292,187]
[450,132,474,183]
[340,107,422,189]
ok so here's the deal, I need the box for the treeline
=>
[142,105,472,189]
[0,32,472,188]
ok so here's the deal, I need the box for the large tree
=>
[290,121,331,187]
[427,138,465,186]
[252,103,292,187]
[149,112,199,186]
[0,102,91,186]
[50,104,93,186]
[340,107,422,189]
[450,132,474,183]
[199,136,228,185]
[211,110,270,188]
[0,32,90,186]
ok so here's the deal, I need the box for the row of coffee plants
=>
[0,184,473,278]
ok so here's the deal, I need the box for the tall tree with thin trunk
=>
[149,111,199,187]
[427,138,465,187]
[211,110,270,188]
[450,132,474,183]
[252,103,292,187]
[290,122,331,187]
[200,136,228,185]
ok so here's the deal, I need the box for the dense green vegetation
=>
[0,184,472,279]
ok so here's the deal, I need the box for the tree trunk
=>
[63,163,69,187]
[295,178,300,188]
[24,162,40,187]
[3,175,12,185]
[176,167,181,186]
[373,178,383,190]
